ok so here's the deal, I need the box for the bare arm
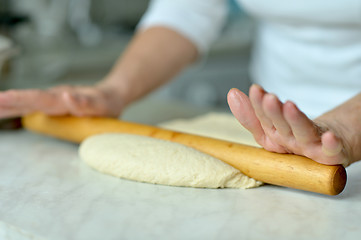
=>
[0,26,198,118]
[98,26,198,108]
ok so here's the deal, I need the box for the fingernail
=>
[229,88,239,93]
[228,88,241,98]
[251,84,267,96]
[267,93,277,99]
[251,84,261,89]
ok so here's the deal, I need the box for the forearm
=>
[315,92,361,164]
[98,26,198,106]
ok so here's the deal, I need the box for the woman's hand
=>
[227,84,361,166]
[0,84,125,119]
[0,27,198,121]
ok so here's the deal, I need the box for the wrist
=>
[94,75,133,117]
[97,74,134,108]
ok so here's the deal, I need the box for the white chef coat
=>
[138,0,361,118]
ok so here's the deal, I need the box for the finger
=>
[0,90,30,108]
[0,90,58,116]
[249,84,274,130]
[262,93,292,137]
[62,91,107,117]
[321,131,348,166]
[283,101,319,144]
[227,88,265,141]
[62,91,91,116]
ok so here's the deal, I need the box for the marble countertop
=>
[1,106,361,240]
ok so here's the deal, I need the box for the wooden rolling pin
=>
[22,112,347,195]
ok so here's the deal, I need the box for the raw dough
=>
[79,113,263,189]
[159,112,261,147]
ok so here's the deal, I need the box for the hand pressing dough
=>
[79,112,263,189]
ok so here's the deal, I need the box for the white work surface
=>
[1,124,361,240]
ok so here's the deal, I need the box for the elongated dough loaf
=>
[79,133,262,189]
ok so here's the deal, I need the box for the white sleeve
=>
[137,0,228,53]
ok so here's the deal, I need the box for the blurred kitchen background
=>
[0,0,255,123]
